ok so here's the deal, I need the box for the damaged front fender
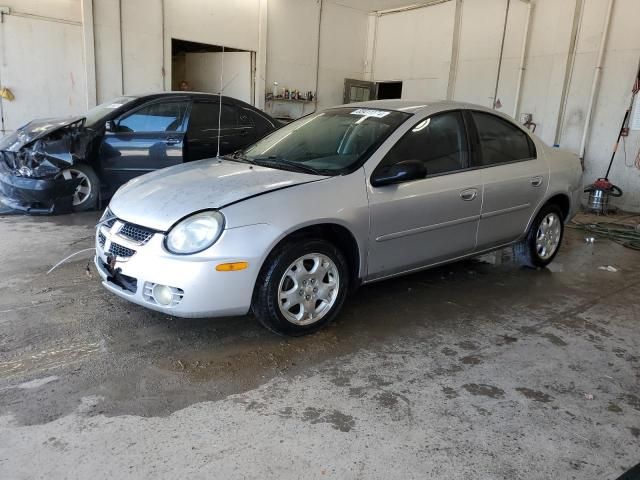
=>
[0,161,81,213]
[0,117,98,214]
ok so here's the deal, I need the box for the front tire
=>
[514,204,564,268]
[55,163,100,212]
[252,238,349,336]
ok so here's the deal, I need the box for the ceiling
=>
[329,0,432,13]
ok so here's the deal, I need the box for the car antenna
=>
[216,45,225,158]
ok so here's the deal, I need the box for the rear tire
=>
[514,203,564,268]
[252,238,349,336]
[56,163,100,212]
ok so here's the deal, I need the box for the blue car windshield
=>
[240,107,410,175]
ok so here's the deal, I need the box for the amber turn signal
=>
[216,261,249,272]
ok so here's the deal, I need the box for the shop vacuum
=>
[584,70,639,214]
[584,111,626,214]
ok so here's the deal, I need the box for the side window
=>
[221,104,239,127]
[188,103,250,133]
[379,111,468,176]
[118,101,188,133]
[471,111,536,166]
[237,108,253,129]
[189,102,219,133]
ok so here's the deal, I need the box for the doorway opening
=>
[171,39,255,104]
[376,81,403,100]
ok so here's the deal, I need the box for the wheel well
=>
[545,194,571,220]
[274,224,361,287]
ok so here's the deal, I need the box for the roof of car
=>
[128,91,253,106]
[337,99,485,114]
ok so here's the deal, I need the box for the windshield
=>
[84,96,136,127]
[240,107,410,175]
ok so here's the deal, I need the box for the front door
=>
[100,99,190,188]
[366,111,482,280]
[468,110,548,249]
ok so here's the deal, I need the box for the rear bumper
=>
[0,162,79,214]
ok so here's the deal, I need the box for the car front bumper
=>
[0,161,79,214]
[95,216,278,318]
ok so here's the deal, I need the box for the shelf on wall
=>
[266,98,313,103]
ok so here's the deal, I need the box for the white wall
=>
[93,0,123,102]
[93,0,263,103]
[317,2,370,109]
[185,52,253,102]
[265,0,370,116]
[369,0,640,212]
[373,2,455,100]
[0,0,87,131]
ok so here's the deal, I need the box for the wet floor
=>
[0,212,639,478]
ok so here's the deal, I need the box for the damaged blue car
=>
[0,93,278,214]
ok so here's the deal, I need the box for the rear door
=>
[100,99,189,187]
[185,101,256,161]
[468,110,548,249]
[366,110,482,280]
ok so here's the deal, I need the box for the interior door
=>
[366,111,482,280]
[468,111,548,249]
[100,100,190,188]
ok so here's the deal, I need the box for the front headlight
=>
[165,211,225,254]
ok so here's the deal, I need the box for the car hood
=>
[108,158,326,231]
[0,116,85,152]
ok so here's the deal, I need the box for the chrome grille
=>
[107,242,136,259]
[118,223,155,244]
[102,217,116,229]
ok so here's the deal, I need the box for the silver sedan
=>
[95,100,583,335]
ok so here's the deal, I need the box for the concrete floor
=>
[0,212,638,479]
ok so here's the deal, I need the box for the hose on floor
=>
[568,221,640,251]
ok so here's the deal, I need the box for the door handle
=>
[165,137,180,146]
[531,176,543,187]
[460,188,478,201]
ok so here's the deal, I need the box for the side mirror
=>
[105,120,116,133]
[370,159,427,187]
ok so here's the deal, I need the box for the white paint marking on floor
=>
[17,376,59,389]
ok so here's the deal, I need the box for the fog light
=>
[152,284,173,306]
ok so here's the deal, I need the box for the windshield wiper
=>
[253,156,322,175]
[222,151,256,165]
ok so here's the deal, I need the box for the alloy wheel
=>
[535,212,562,260]
[56,169,92,206]
[277,253,340,326]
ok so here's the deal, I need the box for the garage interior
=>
[0,0,639,478]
